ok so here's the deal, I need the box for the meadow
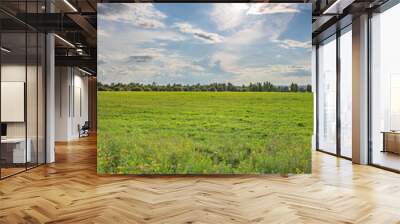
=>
[97,92,313,174]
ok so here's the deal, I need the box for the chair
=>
[79,121,90,138]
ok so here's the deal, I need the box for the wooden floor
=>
[1,136,400,223]
[372,150,400,171]
[0,167,26,178]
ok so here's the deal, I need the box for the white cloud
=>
[98,27,186,52]
[211,51,308,79]
[208,3,309,85]
[224,21,265,45]
[98,3,166,29]
[129,29,186,43]
[275,39,311,49]
[210,51,241,72]
[174,22,224,44]
[230,64,310,85]
[210,3,301,31]
[161,54,206,73]
[210,49,310,85]
[210,4,249,31]
[210,4,300,46]
[98,29,108,37]
[99,46,207,84]
[247,3,301,15]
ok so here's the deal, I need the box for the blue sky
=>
[98,3,311,85]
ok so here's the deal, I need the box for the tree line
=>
[97,82,312,92]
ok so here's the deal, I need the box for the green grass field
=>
[97,92,313,174]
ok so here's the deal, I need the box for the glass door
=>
[370,3,400,171]
[1,30,28,178]
[0,1,47,179]
[339,26,352,158]
[317,35,337,154]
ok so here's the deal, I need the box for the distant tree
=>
[265,81,274,92]
[227,82,236,91]
[290,83,299,92]
[306,84,312,92]
[257,82,262,92]
[96,81,305,93]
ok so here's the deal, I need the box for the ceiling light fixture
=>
[323,1,341,14]
[78,67,92,76]
[76,48,86,56]
[1,47,11,53]
[323,0,355,15]
[54,34,75,48]
[63,0,78,12]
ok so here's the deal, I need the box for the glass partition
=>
[317,35,337,154]
[339,27,352,158]
[0,31,28,177]
[0,2,46,179]
[370,3,400,171]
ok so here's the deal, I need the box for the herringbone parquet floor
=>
[1,135,400,224]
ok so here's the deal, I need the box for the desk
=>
[382,131,400,154]
[1,138,31,163]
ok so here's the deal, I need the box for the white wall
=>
[1,65,26,140]
[1,63,46,164]
[69,72,89,139]
[1,82,25,122]
[1,64,25,81]
[55,66,70,141]
[1,65,39,138]
[55,67,89,141]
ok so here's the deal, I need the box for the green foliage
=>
[97,92,313,174]
[290,83,299,92]
[97,82,312,92]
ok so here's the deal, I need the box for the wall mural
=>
[97,3,313,174]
